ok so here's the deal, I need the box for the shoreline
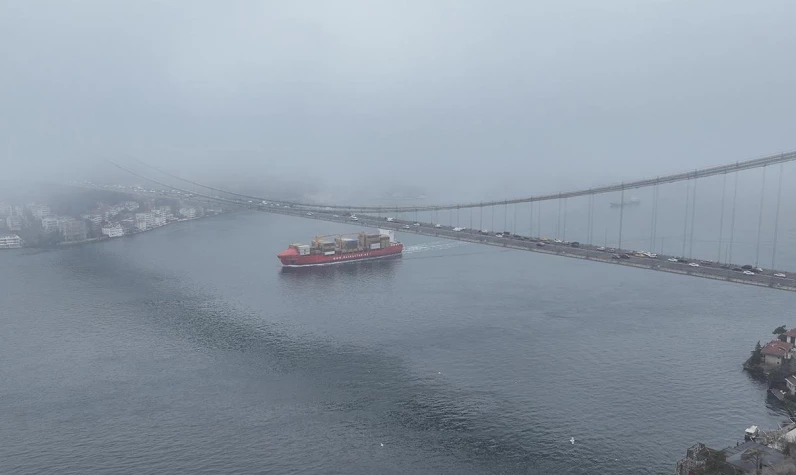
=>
[2,213,227,251]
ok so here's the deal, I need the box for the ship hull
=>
[278,244,403,267]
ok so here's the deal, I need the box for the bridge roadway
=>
[263,206,796,293]
[68,183,796,292]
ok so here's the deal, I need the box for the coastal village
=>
[675,328,796,474]
[0,194,224,249]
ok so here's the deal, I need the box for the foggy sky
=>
[2,0,795,202]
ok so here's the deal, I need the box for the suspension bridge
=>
[90,150,796,292]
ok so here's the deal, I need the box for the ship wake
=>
[402,241,470,254]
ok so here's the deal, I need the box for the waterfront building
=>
[123,201,139,212]
[676,440,787,474]
[59,218,87,242]
[786,375,796,396]
[761,340,792,366]
[120,218,136,235]
[156,205,172,216]
[81,214,103,226]
[101,224,124,238]
[135,212,151,231]
[0,234,22,249]
[134,212,166,230]
[0,203,12,217]
[27,203,51,219]
[785,329,796,346]
[179,207,196,219]
[41,217,59,233]
[724,440,785,473]
[6,216,22,231]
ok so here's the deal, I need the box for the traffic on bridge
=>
[82,148,796,292]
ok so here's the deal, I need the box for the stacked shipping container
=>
[290,231,393,256]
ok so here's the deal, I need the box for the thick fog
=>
[1,0,795,203]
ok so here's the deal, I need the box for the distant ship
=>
[609,197,641,209]
[277,229,402,267]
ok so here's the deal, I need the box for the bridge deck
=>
[264,207,796,293]
[69,184,796,292]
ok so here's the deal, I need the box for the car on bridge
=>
[775,273,787,278]
[453,227,465,232]
[668,258,678,262]
[413,223,420,227]
[743,270,756,276]
[403,224,410,229]
[688,262,700,267]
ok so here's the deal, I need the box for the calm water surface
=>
[2,212,794,474]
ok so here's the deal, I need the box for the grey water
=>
[2,211,794,474]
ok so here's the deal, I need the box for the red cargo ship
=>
[277,229,402,267]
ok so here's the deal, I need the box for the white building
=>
[120,218,136,234]
[179,207,196,219]
[101,224,124,238]
[135,212,153,231]
[27,203,51,219]
[104,207,120,221]
[41,217,60,232]
[123,201,140,212]
[6,216,22,231]
[134,212,165,230]
[81,214,103,226]
[0,203,12,217]
[761,340,793,366]
[156,205,172,216]
[0,234,22,249]
[59,218,87,242]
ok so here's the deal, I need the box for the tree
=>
[701,449,727,474]
[762,461,796,474]
[751,341,763,366]
[741,448,763,474]
[774,326,787,335]
[762,442,796,474]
